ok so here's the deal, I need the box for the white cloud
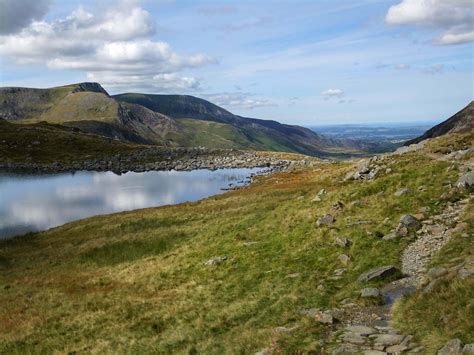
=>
[395,63,410,70]
[321,88,345,99]
[204,92,276,110]
[0,0,51,35]
[0,1,215,93]
[385,0,474,45]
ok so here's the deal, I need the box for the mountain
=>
[0,82,370,157]
[405,101,473,145]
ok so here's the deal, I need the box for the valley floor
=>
[0,133,472,354]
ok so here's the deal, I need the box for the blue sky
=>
[0,0,472,125]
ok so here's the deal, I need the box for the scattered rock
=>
[394,188,413,197]
[314,310,336,324]
[335,237,350,247]
[373,334,405,346]
[338,254,351,265]
[204,256,228,266]
[274,325,298,333]
[358,265,399,282]
[317,214,335,226]
[399,214,422,231]
[462,344,474,354]
[360,287,380,298]
[438,338,463,355]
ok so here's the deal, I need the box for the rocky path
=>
[331,196,470,354]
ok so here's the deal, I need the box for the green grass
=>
[0,119,142,164]
[0,133,472,353]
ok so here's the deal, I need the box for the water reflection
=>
[0,168,261,239]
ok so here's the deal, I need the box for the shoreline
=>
[0,148,319,175]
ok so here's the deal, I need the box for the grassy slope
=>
[0,120,140,164]
[0,133,472,353]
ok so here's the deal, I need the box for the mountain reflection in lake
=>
[0,168,263,239]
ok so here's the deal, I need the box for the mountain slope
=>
[1,83,370,157]
[114,93,371,156]
[405,101,473,145]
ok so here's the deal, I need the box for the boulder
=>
[360,287,380,298]
[399,214,422,230]
[438,339,463,355]
[316,214,335,226]
[358,265,399,282]
[457,171,474,189]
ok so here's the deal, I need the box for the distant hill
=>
[0,82,371,157]
[405,101,473,145]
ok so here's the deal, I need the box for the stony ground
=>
[330,144,473,355]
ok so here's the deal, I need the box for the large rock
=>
[457,171,474,189]
[358,265,399,282]
[438,339,463,355]
[399,214,422,230]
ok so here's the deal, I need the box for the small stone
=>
[360,287,380,298]
[374,334,405,346]
[317,284,325,291]
[335,237,350,247]
[338,253,351,265]
[386,344,408,353]
[395,224,409,237]
[346,325,377,336]
[274,325,298,333]
[399,214,422,230]
[382,232,398,240]
[332,201,345,210]
[314,310,335,324]
[317,214,335,226]
[438,338,463,355]
[204,256,228,266]
[394,188,413,197]
[255,348,272,355]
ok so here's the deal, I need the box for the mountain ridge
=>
[0,82,372,157]
[405,101,473,145]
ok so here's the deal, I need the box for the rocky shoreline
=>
[0,147,318,175]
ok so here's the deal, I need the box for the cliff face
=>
[405,102,473,145]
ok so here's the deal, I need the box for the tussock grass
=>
[0,134,472,353]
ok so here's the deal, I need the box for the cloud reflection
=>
[0,168,260,239]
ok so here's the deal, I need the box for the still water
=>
[0,168,262,239]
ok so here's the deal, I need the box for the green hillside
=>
[1,132,472,353]
[0,83,373,157]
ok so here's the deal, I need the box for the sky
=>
[0,0,472,125]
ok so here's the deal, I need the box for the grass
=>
[0,119,143,164]
[0,133,472,353]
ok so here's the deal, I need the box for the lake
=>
[0,168,263,239]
